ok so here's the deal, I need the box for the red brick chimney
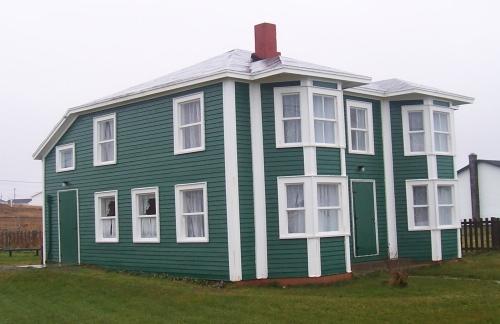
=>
[252,23,281,61]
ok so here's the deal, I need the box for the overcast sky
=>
[0,0,498,199]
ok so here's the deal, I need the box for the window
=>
[346,100,374,154]
[282,94,302,144]
[437,185,454,226]
[56,143,75,172]
[277,176,348,239]
[175,182,208,243]
[131,187,160,243]
[406,180,458,231]
[317,183,340,233]
[93,113,116,166]
[433,111,451,153]
[402,105,455,156]
[313,94,336,144]
[173,93,205,154]
[94,191,118,243]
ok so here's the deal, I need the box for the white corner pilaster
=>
[42,158,46,265]
[223,79,242,281]
[431,229,442,261]
[249,82,268,279]
[457,229,462,258]
[381,99,398,259]
[307,237,321,277]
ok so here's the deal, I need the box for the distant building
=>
[29,192,43,206]
[7,198,32,206]
[457,154,500,220]
[0,199,8,205]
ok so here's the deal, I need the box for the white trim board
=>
[223,79,242,281]
[56,188,81,264]
[41,159,46,265]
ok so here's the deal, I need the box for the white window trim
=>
[274,86,307,148]
[309,87,345,148]
[274,86,345,149]
[406,179,459,231]
[346,100,375,155]
[173,92,205,155]
[430,107,455,156]
[55,143,75,172]
[94,190,119,243]
[277,176,350,239]
[175,182,209,243]
[131,187,160,243]
[402,105,455,156]
[93,113,117,166]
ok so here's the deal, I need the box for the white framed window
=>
[173,92,205,155]
[313,94,337,145]
[93,113,116,166]
[175,182,208,243]
[55,143,75,172]
[277,176,349,239]
[131,187,160,243]
[94,190,119,243]
[346,100,374,154]
[406,179,458,231]
[274,87,305,147]
[432,110,452,154]
[402,105,455,156]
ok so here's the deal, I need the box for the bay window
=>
[406,180,457,231]
[277,176,349,239]
[313,94,336,145]
[433,111,451,153]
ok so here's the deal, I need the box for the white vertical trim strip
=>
[303,147,317,176]
[340,148,346,176]
[223,79,242,281]
[307,237,321,277]
[457,229,462,258]
[431,229,442,261]
[41,159,46,265]
[427,155,438,180]
[344,235,352,273]
[381,99,398,259]
[249,82,268,279]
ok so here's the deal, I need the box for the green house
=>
[33,23,474,282]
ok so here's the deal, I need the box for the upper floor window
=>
[56,143,75,172]
[93,113,116,166]
[277,176,349,239]
[94,190,118,243]
[402,105,454,156]
[173,93,205,155]
[313,94,336,145]
[274,86,344,148]
[175,182,209,243]
[406,180,457,231]
[346,100,374,154]
[131,187,160,243]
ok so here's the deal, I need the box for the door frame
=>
[350,179,379,258]
[57,188,81,264]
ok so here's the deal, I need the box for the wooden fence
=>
[461,218,500,252]
[0,230,42,252]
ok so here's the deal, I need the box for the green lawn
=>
[0,253,499,323]
[0,251,40,266]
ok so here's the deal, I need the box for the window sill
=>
[279,232,349,239]
[96,238,119,243]
[347,149,375,156]
[177,237,209,243]
[408,226,431,231]
[133,238,160,244]
[56,167,75,173]
[94,160,117,167]
[174,146,205,155]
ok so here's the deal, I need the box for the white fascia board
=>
[33,67,370,160]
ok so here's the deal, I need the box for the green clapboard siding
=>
[316,148,341,175]
[235,82,256,280]
[391,100,432,260]
[441,229,459,260]
[320,237,346,275]
[44,83,230,280]
[437,155,455,179]
[344,96,388,263]
[261,82,309,278]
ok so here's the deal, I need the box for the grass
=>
[0,251,40,266]
[0,253,499,323]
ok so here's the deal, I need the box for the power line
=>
[0,179,42,184]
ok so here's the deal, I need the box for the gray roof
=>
[73,49,370,112]
[458,160,500,174]
[8,199,32,204]
[351,78,474,105]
